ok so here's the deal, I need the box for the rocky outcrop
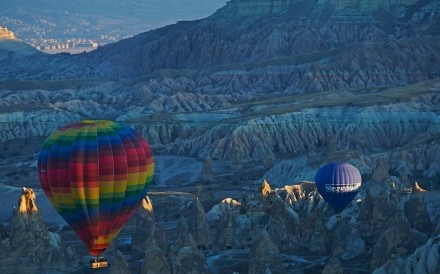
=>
[200,156,213,183]
[370,218,416,271]
[213,180,301,252]
[109,250,131,274]
[1,187,74,269]
[248,229,283,274]
[404,182,432,235]
[148,192,209,249]
[132,195,156,258]
[357,181,400,244]
[331,220,365,259]
[170,231,208,274]
[322,256,344,274]
[141,240,171,274]
[373,235,440,274]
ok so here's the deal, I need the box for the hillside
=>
[0,0,439,81]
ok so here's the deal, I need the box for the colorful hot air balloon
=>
[37,120,154,258]
[315,162,361,213]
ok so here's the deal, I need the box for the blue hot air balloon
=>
[315,162,362,213]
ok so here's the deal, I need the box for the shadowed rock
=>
[110,250,131,274]
[171,234,207,274]
[322,256,343,274]
[404,182,432,235]
[2,187,73,269]
[132,195,156,258]
[373,235,440,274]
[141,239,171,274]
[370,218,416,271]
[249,229,283,274]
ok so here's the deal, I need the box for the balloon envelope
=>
[315,162,361,213]
[38,120,154,256]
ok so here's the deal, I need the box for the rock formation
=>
[168,217,208,274]
[149,192,209,249]
[141,239,171,274]
[357,181,399,244]
[201,156,213,183]
[132,195,156,258]
[404,182,432,235]
[322,256,344,274]
[1,187,74,270]
[110,250,131,274]
[370,218,416,271]
[373,235,440,274]
[248,229,283,274]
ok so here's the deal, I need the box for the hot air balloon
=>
[37,120,154,267]
[315,162,361,213]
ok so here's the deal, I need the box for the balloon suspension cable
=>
[90,256,109,269]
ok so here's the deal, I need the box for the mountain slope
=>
[0,0,439,82]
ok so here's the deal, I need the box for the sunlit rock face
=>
[212,180,301,252]
[3,187,74,269]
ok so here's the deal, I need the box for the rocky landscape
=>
[0,0,439,273]
[0,178,439,273]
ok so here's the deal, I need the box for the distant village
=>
[0,14,123,54]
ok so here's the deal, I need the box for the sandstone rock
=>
[357,181,398,244]
[322,256,343,274]
[308,217,331,255]
[132,195,156,258]
[371,158,391,184]
[149,192,209,249]
[154,222,169,256]
[201,156,213,183]
[404,184,432,235]
[372,235,440,274]
[249,229,283,274]
[171,234,207,274]
[4,187,72,268]
[109,250,131,274]
[331,220,366,260]
[141,240,171,274]
[206,197,241,222]
[0,223,6,241]
[370,218,416,271]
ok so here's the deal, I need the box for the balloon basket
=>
[90,257,109,269]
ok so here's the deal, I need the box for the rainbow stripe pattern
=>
[38,120,154,256]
